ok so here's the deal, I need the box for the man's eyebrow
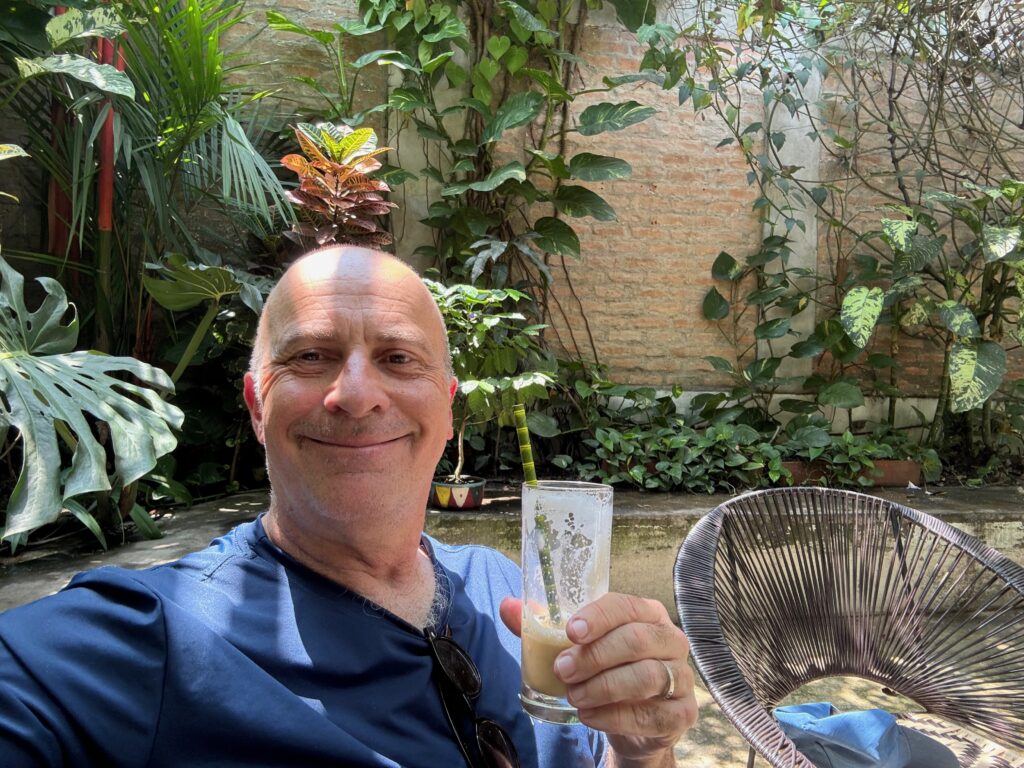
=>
[270,327,336,357]
[375,327,430,347]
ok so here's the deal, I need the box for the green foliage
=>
[1,0,291,354]
[839,183,1023,435]
[0,257,183,547]
[427,280,553,481]
[0,0,292,544]
[271,0,657,304]
[578,419,784,493]
[636,0,1022,477]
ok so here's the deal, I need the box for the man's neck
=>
[263,508,438,628]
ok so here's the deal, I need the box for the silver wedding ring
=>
[658,659,676,700]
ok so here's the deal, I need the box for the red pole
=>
[97,38,114,233]
[94,35,115,351]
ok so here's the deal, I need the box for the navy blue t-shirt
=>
[0,517,607,767]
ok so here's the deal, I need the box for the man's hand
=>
[499,593,698,767]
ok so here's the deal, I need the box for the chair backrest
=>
[674,487,1024,767]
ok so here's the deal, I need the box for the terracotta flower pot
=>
[869,459,922,487]
[781,459,922,487]
[429,476,486,510]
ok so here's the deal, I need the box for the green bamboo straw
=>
[514,404,562,623]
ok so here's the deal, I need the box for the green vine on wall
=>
[269,0,657,360]
[634,0,1024,472]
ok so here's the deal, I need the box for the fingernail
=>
[555,653,575,679]
[566,685,587,707]
[568,617,588,640]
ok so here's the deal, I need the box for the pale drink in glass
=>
[519,480,613,723]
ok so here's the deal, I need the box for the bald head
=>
[248,246,452,403]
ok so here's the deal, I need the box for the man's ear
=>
[243,372,265,445]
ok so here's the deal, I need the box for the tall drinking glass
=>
[519,480,613,724]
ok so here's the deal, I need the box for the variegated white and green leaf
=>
[949,340,1006,413]
[841,286,884,348]
[981,225,1022,262]
[936,300,979,338]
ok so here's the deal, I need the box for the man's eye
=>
[297,351,322,362]
[385,352,412,364]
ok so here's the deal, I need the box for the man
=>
[0,246,697,766]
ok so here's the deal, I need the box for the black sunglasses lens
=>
[477,719,519,768]
[434,636,483,699]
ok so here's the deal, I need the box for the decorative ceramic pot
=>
[429,476,486,510]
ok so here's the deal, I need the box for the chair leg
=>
[746,745,756,768]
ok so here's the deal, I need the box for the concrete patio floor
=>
[3,484,1024,765]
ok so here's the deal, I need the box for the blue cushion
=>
[774,702,958,768]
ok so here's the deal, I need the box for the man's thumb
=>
[499,597,522,637]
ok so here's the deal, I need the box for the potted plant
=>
[778,417,940,487]
[426,280,552,509]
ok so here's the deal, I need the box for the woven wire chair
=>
[674,487,1024,768]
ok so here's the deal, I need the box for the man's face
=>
[244,251,455,520]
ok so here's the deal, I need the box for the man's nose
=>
[322,354,389,416]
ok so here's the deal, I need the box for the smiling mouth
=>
[305,435,405,449]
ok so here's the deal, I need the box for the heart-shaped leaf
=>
[817,381,865,408]
[422,16,468,42]
[937,300,979,338]
[703,288,730,320]
[754,318,790,339]
[505,46,528,74]
[143,254,242,311]
[711,251,743,281]
[352,49,419,71]
[893,234,944,277]
[476,57,500,82]
[487,35,511,60]
[500,0,550,34]
[520,68,571,102]
[46,6,125,48]
[881,218,918,251]
[526,149,569,179]
[422,51,453,74]
[445,59,468,87]
[981,224,1022,262]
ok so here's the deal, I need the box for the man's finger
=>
[565,593,669,644]
[567,657,695,708]
[578,694,699,740]
[558,621,689,685]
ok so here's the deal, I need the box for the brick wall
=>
[544,11,763,389]
[3,2,1020,401]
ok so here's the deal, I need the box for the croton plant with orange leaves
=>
[280,123,396,249]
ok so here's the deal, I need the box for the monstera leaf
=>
[0,258,184,541]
